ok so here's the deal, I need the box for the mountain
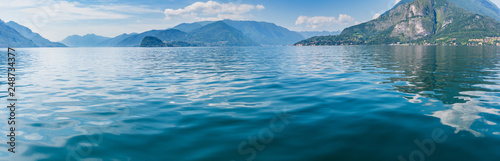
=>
[448,0,500,21]
[172,22,209,32]
[136,21,257,47]
[0,19,37,48]
[115,30,163,47]
[172,20,304,45]
[295,0,500,46]
[140,36,166,47]
[60,33,136,47]
[185,21,257,46]
[298,31,342,39]
[153,29,187,42]
[116,29,188,47]
[221,20,304,45]
[6,21,66,47]
[390,0,500,21]
[61,34,110,47]
[99,33,138,47]
[61,20,303,47]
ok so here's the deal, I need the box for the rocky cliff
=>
[295,0,500,45]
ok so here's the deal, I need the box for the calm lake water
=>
[1,46,500,161]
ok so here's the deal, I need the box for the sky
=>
[1,0,499,41]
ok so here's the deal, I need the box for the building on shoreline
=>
[468,37,500,46]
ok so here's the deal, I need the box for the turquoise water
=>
[1,46,500,161]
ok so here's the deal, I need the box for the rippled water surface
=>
[1,46,500,161]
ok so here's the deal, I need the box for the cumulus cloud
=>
[163,1,265,20]
[373,13,381,19]
[295,14,354,29]
[256,5,265,10]
[0,0,161,21]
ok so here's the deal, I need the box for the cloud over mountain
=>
[295,15,354,29]
[164,1,265,21]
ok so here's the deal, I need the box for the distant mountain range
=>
[184,21,257,46]
[61,34,111,47]
[0,19,65,48]
[6,21,66,47]
[172,20,304,46]
[60,20,305,47]
[295,0,500,46]
[140,21,257,47]
[297,31,341,39]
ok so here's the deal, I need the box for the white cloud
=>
[295,14,354,29]
[256,5,265,10]
[93,4,162,14]
[20,1,128,21]
[0,0,162,41]
[163,1,264,20]
[0,0,161,22]
[373,13,381,19]
[0,0,45,7]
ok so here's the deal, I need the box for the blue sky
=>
[1,0,499,41]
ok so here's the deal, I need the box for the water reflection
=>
[376,46,500,136]
[1,46,500,160]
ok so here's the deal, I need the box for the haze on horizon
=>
[1,0,499,42]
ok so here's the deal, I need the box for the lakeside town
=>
[390,37,500,46]
[467,37,500,46]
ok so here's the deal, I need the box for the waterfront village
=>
[296,37,500,46]
[388,37,500,46]
[421,36,500,46]
[466,37,500,46]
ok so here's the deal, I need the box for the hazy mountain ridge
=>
[298,31,342,39]
[140,21,257,47]
[0,19,68,48]
[221,20,304,45]
[61,34,111,47]
[6,21,66,47]
[173,20,304,45]
[114,30,163,47]
[62,20,304,47]
[99,33,138,47]
[184,21,257,46]
[295,0,500,46]
[0,20,37,47]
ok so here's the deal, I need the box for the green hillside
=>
[115,30,162,47]
[139,36,166,47]
[172,20,304,45]
[386,0,500,21]
[295,0,500,46]
[155,29,187,42]
[185,21,257,46]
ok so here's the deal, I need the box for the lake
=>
[1,46,500,161]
